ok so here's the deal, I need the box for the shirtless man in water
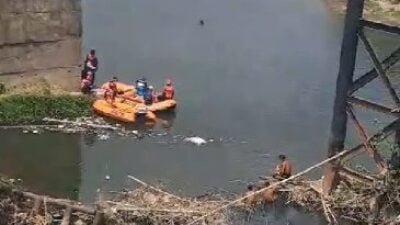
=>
[261,181,278,203]
[273,154,292,180]
[244,184,257,207]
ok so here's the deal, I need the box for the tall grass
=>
[0,95,91,125]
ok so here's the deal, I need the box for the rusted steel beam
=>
[358,29,400,106]
[346,106,387,173]
[341,118,400,160]
[323,0,365,196]
[361,20,400,35]
[347,96,397,116]
[350,47,400,94]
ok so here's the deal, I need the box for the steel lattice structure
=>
[322,0,400,194]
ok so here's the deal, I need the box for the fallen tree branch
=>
[321,194,332,224]
[14,190,96,215]
[107,202,206,215]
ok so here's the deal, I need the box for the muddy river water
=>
[1,0,399,224]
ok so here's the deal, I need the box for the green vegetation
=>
[0,95,91,125]
[0,83,5,95]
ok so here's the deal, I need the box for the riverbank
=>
[0,94,91,125]
[326,0,400,26]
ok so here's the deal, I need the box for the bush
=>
[0,95,92,125]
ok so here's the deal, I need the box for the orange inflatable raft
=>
[93,82,177,123]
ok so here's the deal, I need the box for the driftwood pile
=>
[99,177,232,225]
[288,173,400,224]
[0,182,95,225]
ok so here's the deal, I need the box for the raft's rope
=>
[186,148,355,225]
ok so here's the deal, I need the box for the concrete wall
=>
[0,0,82,90]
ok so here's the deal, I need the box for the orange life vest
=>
[163,85,174,99]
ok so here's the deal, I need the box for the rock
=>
[184,136,207,146]
[22,130,29,134]
[32,130,39,134]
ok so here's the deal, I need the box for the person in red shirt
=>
[80,71,93,94]
[84,49,98,84]
[162,79,175,100]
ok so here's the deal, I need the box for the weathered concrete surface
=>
[0,0,82,91]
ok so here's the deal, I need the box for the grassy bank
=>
[0,95,91,125]
[326,0,400,26]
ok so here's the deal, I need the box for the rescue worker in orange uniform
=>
[104,79,118,104]
[273,154,292,180]
[161,79,175,100]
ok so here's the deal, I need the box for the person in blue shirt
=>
[135,78,148,97]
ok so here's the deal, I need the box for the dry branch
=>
[14,190,96,215]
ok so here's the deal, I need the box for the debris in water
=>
[100,185,229,225]
[132,130,139,135]
[156,132,168,136]
[184,136,207,146]
[98,134,110,140]
[105,175,111,180]
[261,153,271,158]
[32,130,39,134]
[22,130,29,134]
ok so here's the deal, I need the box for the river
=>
[1,0,399,224]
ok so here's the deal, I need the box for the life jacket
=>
[104,83,117,100]
[163,85,174,99]
[136,80,148,97]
